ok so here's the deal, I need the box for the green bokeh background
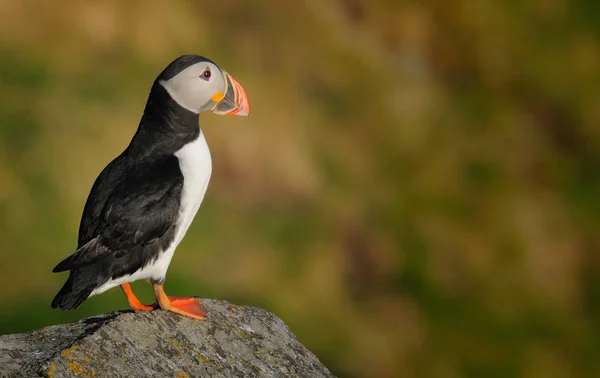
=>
[1,1,599,377]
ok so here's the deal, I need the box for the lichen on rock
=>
[0,298,334,378]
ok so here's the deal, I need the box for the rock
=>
[0,298,334,378]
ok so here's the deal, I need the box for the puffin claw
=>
[132,303,156,312]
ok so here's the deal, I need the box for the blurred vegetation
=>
[1,0,599,377]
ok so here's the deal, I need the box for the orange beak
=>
[212,72,250,116]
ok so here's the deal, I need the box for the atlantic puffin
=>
[51,55,250,320]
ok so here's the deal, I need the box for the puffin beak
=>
[212,72,250,116]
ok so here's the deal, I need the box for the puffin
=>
[51,54,250,320]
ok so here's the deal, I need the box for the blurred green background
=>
[1,1,599,377]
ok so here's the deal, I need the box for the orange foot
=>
[166,296,207,320]
[153,284,206,320]
[121,283,154,312]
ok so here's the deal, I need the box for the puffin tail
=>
[51,274,94,310]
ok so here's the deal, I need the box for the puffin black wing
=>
[53,156,184,273]
[52,238,109,272]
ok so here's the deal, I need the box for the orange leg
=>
[152,282,206,320]
[120,283,154,312]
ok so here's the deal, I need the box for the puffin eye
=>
[201,68,211,80]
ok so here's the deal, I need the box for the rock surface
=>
[0,298,334,378]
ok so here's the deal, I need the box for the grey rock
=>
[0,298,334,378]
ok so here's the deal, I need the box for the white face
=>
[159,62,226,114]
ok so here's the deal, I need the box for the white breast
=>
[90,133,212,296]
[150,132,213,279]
[173,133,213,245]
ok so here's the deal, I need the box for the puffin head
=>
[157,54,250,116]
